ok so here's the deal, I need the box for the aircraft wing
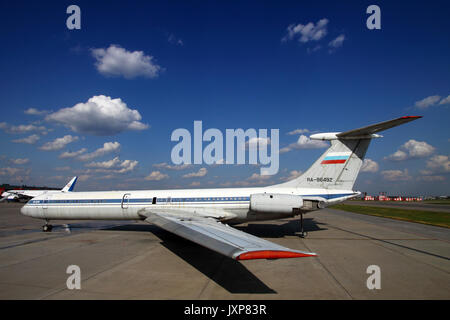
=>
[141,208,316,260]
[337,116,422,138]
[2,191,29,200]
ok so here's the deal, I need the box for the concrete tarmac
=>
[0,202,449,299]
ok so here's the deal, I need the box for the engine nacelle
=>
[250,193,303,214]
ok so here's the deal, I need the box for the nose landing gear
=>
[42,220,53,232]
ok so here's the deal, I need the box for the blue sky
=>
[0,0,449,195]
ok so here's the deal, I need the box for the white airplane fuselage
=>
[2,189,61,199]
[21,186,358,224]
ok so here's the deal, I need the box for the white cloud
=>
[413,94,450,109]
[403,140,435,158]
[46,95,149,136]
[49,175,67,181]
[287,128,309,135]
[0,167,20,176]
[296,135,329,148]
[329,34,345,48]
[12,134,40,144]
[247,172,272,182]
[307,45,322,54]
[24,108,49,115]
[0,122,47,134]
[385,150,408,161]
[244,137,270,150]
[78,142,121,161]
[361,159,379,172]
[116,159,138,173]
[40,135,79,151]
[417,175,445,182]
[59,148,87,159]
[222,171,277,187]
[381,169,412,181]
[0,167,31,178]
[168,33,183,46]
[280,135,329,153]
[98,174,116,180]
[439,95,450,105]
[385,139,435,161]
[78,174,91,182]
[55,166,71,171]
[153,162,192,170]
[145,171,169,181]
[91,45,163,79]
[85,157,121,169]
[282,170,303,181]
[414,95,441,109]
[282,19,329,43]
[10,158,30,165]
[182,167,207,178]
[213,158,225,165]
[85,156,138,174]
[425,155,450,173]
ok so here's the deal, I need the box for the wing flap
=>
[143,209,316,260]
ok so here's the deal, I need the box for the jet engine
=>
[250,193,303,214]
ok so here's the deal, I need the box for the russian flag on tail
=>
[321,152,351,164]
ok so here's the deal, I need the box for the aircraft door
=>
[121,193,131,209]
[42,196,48,209]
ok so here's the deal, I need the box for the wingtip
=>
[401,116,422,119]
[236,250,317,260]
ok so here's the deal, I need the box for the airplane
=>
[21,116,421,260]
[1,176,78,202]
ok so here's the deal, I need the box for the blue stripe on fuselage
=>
[26,193,356,206]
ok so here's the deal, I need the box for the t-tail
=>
[61,176,78,192]
[274,116,422,190]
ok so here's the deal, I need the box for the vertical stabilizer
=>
[275,138,371,190]
[62,176,78,192]
[273,116,421,190]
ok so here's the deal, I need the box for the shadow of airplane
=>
[103,217,324,294]
[235,217,327,238]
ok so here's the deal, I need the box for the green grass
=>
[423,199,450,205]
[330,204,450,228]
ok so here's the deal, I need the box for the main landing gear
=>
[299,213,307,238]
[42,220,53,232]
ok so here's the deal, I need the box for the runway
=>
[0,202,449,299]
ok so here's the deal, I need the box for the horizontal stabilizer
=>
[336,116,422,138]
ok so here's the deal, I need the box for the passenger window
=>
[152,197,156,204]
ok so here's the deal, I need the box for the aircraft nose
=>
[20,204,30,216]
